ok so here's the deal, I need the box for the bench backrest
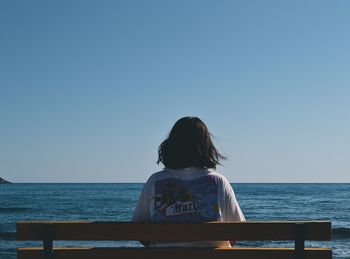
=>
[17,221,332,259]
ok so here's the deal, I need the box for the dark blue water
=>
[1,183,349,258]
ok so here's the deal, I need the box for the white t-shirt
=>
[132,167,245,247]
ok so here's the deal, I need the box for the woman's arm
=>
[131,177,153,246]
[221,177,246,247]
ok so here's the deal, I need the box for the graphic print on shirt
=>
[153,175,221,222]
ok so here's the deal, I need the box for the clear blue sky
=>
[1,0,349,183]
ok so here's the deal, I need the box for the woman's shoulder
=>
[206,169,230,183]
[145,169,172,183]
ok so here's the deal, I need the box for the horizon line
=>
[4,182,350,184]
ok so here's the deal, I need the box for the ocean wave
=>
[333,227,350,239]
[0,231,16,240]
[0,207,31,213]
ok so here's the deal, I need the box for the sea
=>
[0,183,349,259]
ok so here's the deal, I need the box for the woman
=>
[132,116,245,247]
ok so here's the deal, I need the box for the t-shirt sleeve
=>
[132,176,153,222]
[221,177,246,222]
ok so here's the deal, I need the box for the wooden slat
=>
[17,247,332,259]
[16,221,331,241]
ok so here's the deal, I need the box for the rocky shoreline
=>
[0,177,11,184]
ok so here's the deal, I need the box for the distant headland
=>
[0,177,11,184]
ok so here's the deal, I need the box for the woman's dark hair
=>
[157,116,225,169]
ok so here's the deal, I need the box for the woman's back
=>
[132,167,245,247]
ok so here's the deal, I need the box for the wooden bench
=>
[17,221,332,259]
